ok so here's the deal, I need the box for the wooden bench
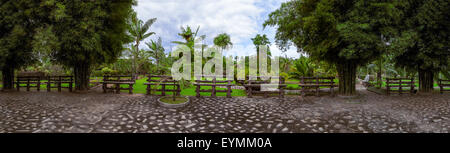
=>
[438,79,450,94]
[144,75,181,96]
[15,76,42,91]
[385,77,416,95]
[194,76,233,98]
[243,76,286,98]
[299,76,337,98]
[47,76,73,92]
[102,75,135,94]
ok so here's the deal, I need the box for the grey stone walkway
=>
[0,90,449,133]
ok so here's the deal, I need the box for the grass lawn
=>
[121,77,247,97]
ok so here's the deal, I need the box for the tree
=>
[146,37,166,75]
[39,0,134,91]
[390,0,450,93]
[251,34,271,76]
[264,0,398,96]
[213,33,233,50]
[0,1,41,90]
[127,11,157,77]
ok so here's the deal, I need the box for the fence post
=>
[211,77,216,98]
[226,80,231,98]
[58,76,62,92]
[315,76,319,96]
[27,78,30,91]
[69,76,73,92]
[386,78,390,95]
[47,76,51,92]
[399,78,402,95]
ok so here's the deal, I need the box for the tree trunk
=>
[418,68,434,93]
[2,66,15,90]
[74,63,90,91]
[337,61,357,96]
[377,57,382,88]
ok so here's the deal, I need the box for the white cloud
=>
[133,0,299,58]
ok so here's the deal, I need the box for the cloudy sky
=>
[133,0,300,58]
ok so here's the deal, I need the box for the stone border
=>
[157,96,190,108]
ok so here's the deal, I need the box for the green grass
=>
[119,77,247,96]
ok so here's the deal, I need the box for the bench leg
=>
[47,82,51,92]
[248,87,253,98]
[196,85,200,98]
[58,82,61,92]
[103,83,107,93]
[16,82,20,91]
[129,84,133,94]
[162,84,166,96]
[69,82,73,92]
[280,88,284,98]
[315,87,319,96]
[226,85,231,98]
[146,85,151,95]
[115,84,120,94]
[441,86,443,94]
[37,82,41,91]
[211,85,216,98]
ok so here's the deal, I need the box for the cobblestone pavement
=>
[0,89,449,133]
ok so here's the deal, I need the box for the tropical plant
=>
[290,56,315,79]
[127,11,157,78]
[213,33,233,50]
[146,37,167,75]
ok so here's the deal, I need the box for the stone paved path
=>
[0,89,449,133]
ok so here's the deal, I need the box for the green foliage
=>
[213,33,233,50]
[265,0,398,95]
[290,56,315,78]
[146,37,169,75]
[390,0,449,74]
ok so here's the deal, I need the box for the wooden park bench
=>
[194,76,233,98]
[144,75,181,96]
[385,77,416,95]
[15,76,42,91]
[243,76,286,98]
[299,76,337,98]
[47,76,73,92]
[438,79,450,94]
[102,75,135,94]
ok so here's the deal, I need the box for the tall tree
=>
[127,11,157,78]
[390,0,450,93]
[146,37,166,75]
[38,0,134,91]
[264,0,398,96]
[0,1,41,90]
[251,34,271,76]
[213,33,233,50]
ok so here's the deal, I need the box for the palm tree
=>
[127,12,157,78]
[213,33,233,50]
[251,34,271,76]
[146,37,166,75]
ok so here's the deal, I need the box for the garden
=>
[0,0,449,134]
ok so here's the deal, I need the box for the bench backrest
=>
[16,76,41,82]
[147,75,177,83]
[300,77,335,85]
[246,76,285,84]
[48,76,73,82]
[439,79,450,85]
[385,77,415,85]
[104,75,135,82]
